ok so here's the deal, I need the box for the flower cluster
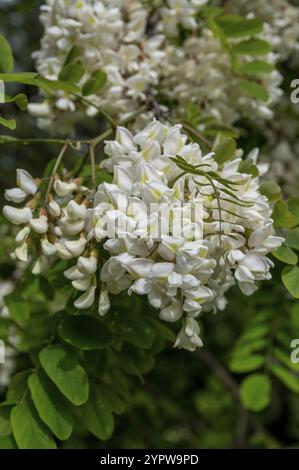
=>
[30,0,295,134]
[3,121,283,350]
[30,0,166,133]
[160,29,282,124]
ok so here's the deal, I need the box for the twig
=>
[45,143,69,200]
[89,145,96,190]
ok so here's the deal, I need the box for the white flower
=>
[54,180,77,197]
[5,188,27,204]
[3,206,32,225]
[29,215,49,234]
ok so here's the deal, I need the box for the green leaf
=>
[58,315,114,350]
[240,374,271,412]
[232,38,272,56]
[82,391,115,441]
[28,371,73,441]
[63,45,82,67]
[259,181,281,201]
[272,245,298,265]
[0,72,38,84]
[288,197,299,226]
[82,70,107,96]
[7,371,31,402]
[39,345,89,406]
[271,364,299,393]
[11,403,57,449]
[220,18,263,38]
[286,228,299,251]
[0,403,14,436]
[0,435,17,449]
[238,61,275,75]
[34,76,80,94]
[238,159,259,177]
[214,137,236,165]
[0,33,14,73]
[282,266,299,299]
[239,79,269,102]
[5,93,28,110]
[59,63,84,84]
[273,201,297,229]
[4,296,30,326]
[229,354,265,373]
[0,116,16,130]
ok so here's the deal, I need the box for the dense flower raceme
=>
[2,121,284,351]
[30,0,167,133]
[29,0,295,133]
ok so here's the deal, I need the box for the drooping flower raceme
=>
[92,121,282,350]
[2,121,284,351]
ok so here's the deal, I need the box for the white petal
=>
[66,200,87,220]
[17,169,37,195]
[72,275,93,292]
[77,256,98,274]
[15,243,28,262]
[64,238,87,257]
[5,188,27,203]
[29,215,48,234]
[74,285,96,310]
[48,200,61,217]
[98,287,110,316]
[15,226,30,243]
[54,180,77,197]
[41,239,57,256]
[3,205,32,225]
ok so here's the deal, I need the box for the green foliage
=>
[39,345,89,406]
[240,374,271,412]
[0,32,14,73]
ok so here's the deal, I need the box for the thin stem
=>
[0,137,83,146]
[72,93,116,127]
[169,119,212,149]
[45,143,69,200]
[89,145,96,190]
